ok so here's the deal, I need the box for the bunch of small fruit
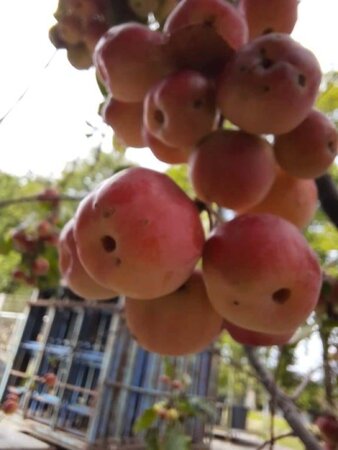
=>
[57,0,338,355]
[49,0,178,69]
[10,188,60,287]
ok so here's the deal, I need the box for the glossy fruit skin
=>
[221,319,294,346]
[144,69,217,149]
[241,0,298,40]
[274,109,338,179]
[163,0,248,50]
[125,271,222,355]
[217,33,322,135]
[102,97,145,148]
[74,167,205,299]
[203,213,322,334]
[58,219,117,300]
[93,23,172,102]
[189,129,275,210]
[240,167,318,229]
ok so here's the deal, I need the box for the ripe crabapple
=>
[143,129,188,164]
[203,213,321,334]
[240,167,318,229]
[59,219,117,300]
[42,372,58,388]
[222,319,294,346]
[163,0,248,50]
[32,257,50,276]
[2,399,19,415]
[274,109,338,179]
[217,33,322,135]
[165,23,234,77]
[315,415,338,446]
[74,167,205,299]
[125,271,222,355]
[67,43,92,70]
[102,96,145,148]
[94,23,173,102]
[144,70,217,149]
[240,0,298,40]
[189,129,275,211]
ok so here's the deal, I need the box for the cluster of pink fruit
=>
[57,0,337,356]
[10,188,60,287]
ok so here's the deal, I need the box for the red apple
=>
[217,33,322,135]
[316,415,338,446]
[144,69,217,149]
[203,213,321,334]
[240,0,298,40]
[125,271,222,355]
[143,129,188,164]
[274,109,338,179]
[74,167,205,299]
[163,0,248,50]
[58,218,117,300]
[222,319,294,346]
[32,257,50,276]
[101,96,145,148]
[93,23,173,102]
[189,129,275,210]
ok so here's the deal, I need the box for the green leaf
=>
[133,408,157,433]
[145,428,160,450]
[163,357,176,380]
[162,425,191,450]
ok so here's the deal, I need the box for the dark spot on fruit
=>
[233,300,240,306]
[141,218,150,225]
[101,235,116,252]
[328,140,337,155]
[193,98,204,108]
[262,85,270,92]
[103,208,115,218]
[93,202,98,209]
[114,257,122,266]
[272,288,291,304]
[203,16,215,27]
[261,57,274,69]
[263,27,274,34]
[298,74,306,87]
[154,109,165,125]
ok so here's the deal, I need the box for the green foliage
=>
[133,364,215,450]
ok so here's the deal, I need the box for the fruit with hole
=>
[217,33,322,135]
[59,218,117,300]
[74,167,205,299]
[240,0,298,40]
[144,69,217,149]
[163,0,248,50]
[203,213,321,334]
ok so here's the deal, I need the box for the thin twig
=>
[256,431,295,450]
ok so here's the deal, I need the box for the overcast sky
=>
[0,0,338,178]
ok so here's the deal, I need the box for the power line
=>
[0,50,58,126]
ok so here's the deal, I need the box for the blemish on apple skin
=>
[272,288,291,304]
[232,300,240,306]
[103,207,115,218]
[114,257,122,266]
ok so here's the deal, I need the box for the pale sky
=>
[0,0,338,178]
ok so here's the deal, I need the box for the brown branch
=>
[256,431,295,450]
[244,346,322,450]
[0,194,83,209]
[316,174,338,228]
